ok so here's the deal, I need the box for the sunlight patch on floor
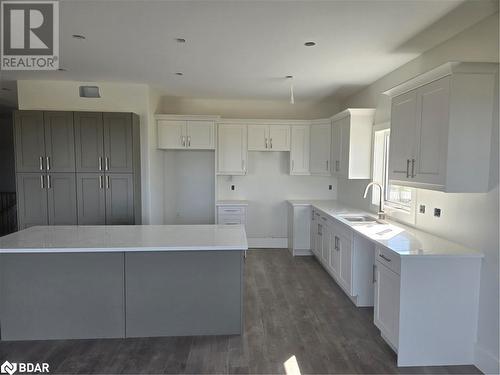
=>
[284,355,301,375]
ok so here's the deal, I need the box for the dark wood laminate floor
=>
[0,249,481,374]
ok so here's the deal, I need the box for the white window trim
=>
[371,122,417,226]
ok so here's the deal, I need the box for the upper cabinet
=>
[248,124,290,151]
[157,116,217,150]
[217,123,247,175]
[386,62,498,192]
[290,125,310,175]
[14,111,75,173]
[75,112,134,173]
[310,120,332,175]
[331,109,375,179]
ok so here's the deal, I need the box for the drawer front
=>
[218,214,245,226]
[331,219,352,241]
[217,206,245,216]
[376,246,401,275]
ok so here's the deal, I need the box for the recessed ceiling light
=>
[304,41,316,47]
[175,38,186,43]
[175,72,184,76]
[72,34,86,40]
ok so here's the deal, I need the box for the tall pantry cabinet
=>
[14,110,141,229]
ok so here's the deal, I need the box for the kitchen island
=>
[0,225,247,341]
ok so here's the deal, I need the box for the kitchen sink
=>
[340,215,379,223]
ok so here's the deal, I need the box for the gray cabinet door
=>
[105,173,134,224]
[75,112,104,172]
[44,112,75,172]
[76,173,106,225]
[47,173,77,225]
[103,113,133,173]
[16,173,48,229]
[14,111,46,172]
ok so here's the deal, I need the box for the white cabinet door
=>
[413,76,450,187]
[320,218,330,264]
[217,124,247,175]
[374,262,400,350]
[186,121,215,150]
[339,118,350,178]
[310,123,332,175]
[331,120,342,175]
[388,91,417,182]
[290,126,310,175]
[338,233,352,294]
[269,125,290,151]
[247,125,268,151]
[157,120,186,149]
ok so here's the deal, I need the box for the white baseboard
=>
[292,248,313,256]
[248,237,287,248]
[474,342,500,374]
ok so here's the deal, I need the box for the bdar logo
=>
[0,361,17,375]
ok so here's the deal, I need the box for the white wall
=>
[163,150,215,225]
[16,80,166,224]
[338,13,499,374]
[218,152,337,242]
[161,95,340,120]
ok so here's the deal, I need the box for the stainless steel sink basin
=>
[340,215,378,223]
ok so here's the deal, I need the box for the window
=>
[372,126,414,215]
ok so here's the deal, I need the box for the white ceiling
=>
[0,0,497,107]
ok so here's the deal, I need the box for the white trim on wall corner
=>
[474,342,500,375]
[248,237,288,249]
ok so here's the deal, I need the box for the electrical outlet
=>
[231,185,235,191]
[329,185,333,190]
[434,208,441,217]
[419,205,426,214]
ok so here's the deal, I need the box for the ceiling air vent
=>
[79,86,101,98]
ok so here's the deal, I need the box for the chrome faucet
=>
[363,182,385,220]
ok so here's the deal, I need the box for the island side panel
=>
[0,253,125,341]
[125,250,243,337]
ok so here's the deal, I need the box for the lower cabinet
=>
[374,260,400,351]
[17,172,77,229]
[76,173,134,225]
[310,209,375,307]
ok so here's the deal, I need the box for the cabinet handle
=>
[291,160,295,171]
[241,159,245,171]
[46,156,50,171]
[379,254,392,262]
[335,236,340,251]
[321,217,327,221]
[335,160,339,172]
[270,138,273,149]
[98,157,103,171]
[406,159,410,178]
[105,157,109,171]
[223,209,239,212]
[411,159,415,178]
[373,264,377,283]
[40,175,45,189]
[181,136,185,147]
[39,156,44,171]
[99,175,103,189]
[265,138,268,149]
[47,174,51,189]
[187,136,191,147]
[326,160,329,171]
[225,222,240,225]
[106,175,110,189]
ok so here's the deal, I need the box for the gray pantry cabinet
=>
[14,110,141,229]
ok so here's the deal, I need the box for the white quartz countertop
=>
[0,225,248,254]
[216,200,249,206]
[288,200,482,258]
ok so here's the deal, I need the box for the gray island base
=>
[0,225,247,341]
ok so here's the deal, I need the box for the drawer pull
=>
[321,217,327,221]
[379,254,392,262]
[223,209,240,212]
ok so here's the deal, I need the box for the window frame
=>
[371,122,417,226]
